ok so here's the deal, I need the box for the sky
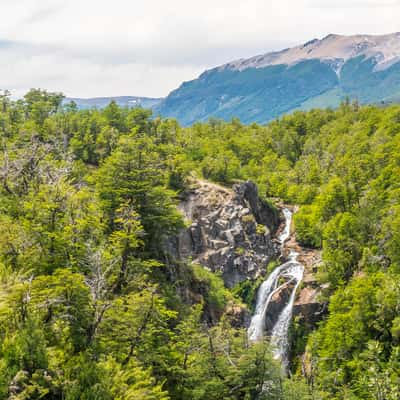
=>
[1,0,399,98]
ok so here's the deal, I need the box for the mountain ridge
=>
[219,32,400,73]
[65,95,162,110]
[155,32,400,125]
[64,33,400,125]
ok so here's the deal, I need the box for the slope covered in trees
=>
[0,89,399,399]
[0,90,308,400]
[179,102,400,399]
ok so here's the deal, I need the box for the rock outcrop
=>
[225,303,251,328]
[293,268,327,328]
[278,233,327,328]
[263,228,327,331]
[168,180,280,288]
[293,247,327,327]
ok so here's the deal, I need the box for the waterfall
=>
[247,263,286,341]
[279,207,292,245]
[270,251,303,369]
[248,208,304,369]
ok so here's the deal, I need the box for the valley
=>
[2,0,400,398]
[0,89,399,399]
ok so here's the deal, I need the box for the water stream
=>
[247,208,304,370]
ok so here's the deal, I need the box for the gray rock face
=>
[169,180,280,288]
[293,279,328,328]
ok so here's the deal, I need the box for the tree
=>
[23,89,65,127]
[95,135,183,254]
[321,212,362,287]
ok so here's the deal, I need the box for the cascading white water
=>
[279,207,292,246]
[270,251,303,369]
[248,208,304,369]
[247,264,286,341]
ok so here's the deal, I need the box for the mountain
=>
[65,95,163,109]
[155,32,400,125]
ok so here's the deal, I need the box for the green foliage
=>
[95,134,184,254]
[294,205,322,247]
[156,56,400,126]
[156,60,339,125]
[320,212,362,287]
[232,276,265,312]
[308,273,400,399]
[191,264,231,314]
[0,90,315,400]
[2,89,400,399]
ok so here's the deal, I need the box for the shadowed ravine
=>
[248,208,304,371]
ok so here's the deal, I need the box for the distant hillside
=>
[65,96,163,110]
[155,32,400,125]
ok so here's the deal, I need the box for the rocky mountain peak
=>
[221,32,400,73]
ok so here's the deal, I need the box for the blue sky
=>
[1,0,399,98]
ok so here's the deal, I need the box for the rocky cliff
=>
[168,180,280,288]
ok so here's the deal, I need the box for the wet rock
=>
[265,280,295,332]
[292,251,328,327]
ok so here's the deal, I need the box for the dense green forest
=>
[0,89,399,399]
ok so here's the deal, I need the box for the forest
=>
[0,89,399,399]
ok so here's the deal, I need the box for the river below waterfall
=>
[247,208,304,370]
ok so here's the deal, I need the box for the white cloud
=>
[308,0,400,7]
[0,0,399,97]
